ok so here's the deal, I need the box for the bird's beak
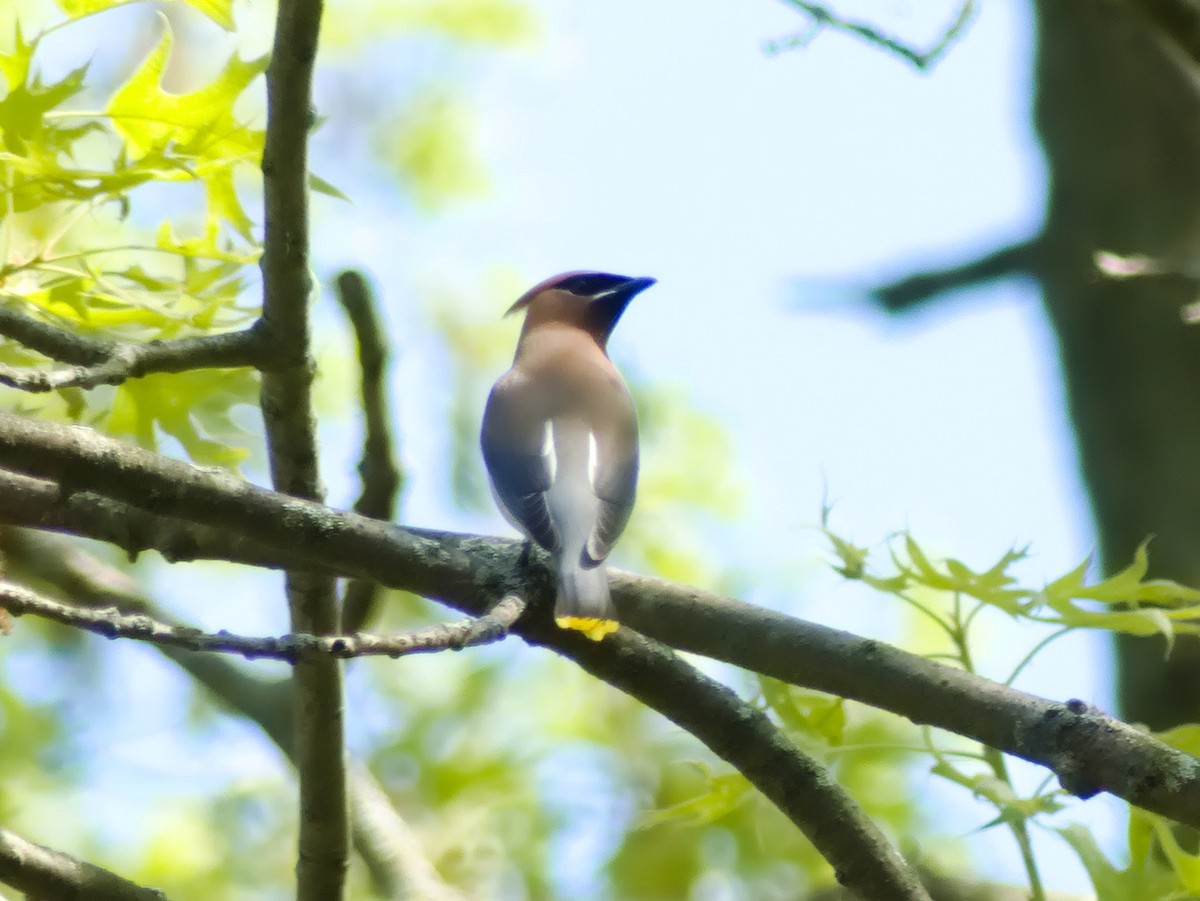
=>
[590,276,655,337]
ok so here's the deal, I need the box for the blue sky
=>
[8,0,1127,894]
[310,0,1119,892]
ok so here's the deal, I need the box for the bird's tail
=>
[554,557,618,641]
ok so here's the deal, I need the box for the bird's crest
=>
[504,271,635,316]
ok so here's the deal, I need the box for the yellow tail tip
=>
[556,616,619,641]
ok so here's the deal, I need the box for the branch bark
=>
[334,270,403,633]
[531,624,932,900]
[0,325,263,391]
[0,580,523,660]
[0,532,927,899]
[0,413,1198,835]
[0,526,463,901]
[258,0,344,891]
[0,825,166,901]
[0,419,934,899]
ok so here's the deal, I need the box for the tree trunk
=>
[1035,0,1200,729]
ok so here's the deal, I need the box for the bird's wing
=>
[481,374,559,552]
[582,389,638,567]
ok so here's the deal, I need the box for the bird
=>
[481,271,654,641]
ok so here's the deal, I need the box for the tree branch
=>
[0,469,323,575]
[0,825,166,901]
[347,764,470,901]
[0,327,264,392]
[0,529,924,898]
[770,0,978,70]
[0,431,931,896]
[1,413,1199,834]
[259,0,344,888]
[0,527,464,901]
[529,624,932,900]
[0,306,113,366]
[871,238,1044,312]
[334,270,403,633]
[0,580,522,660]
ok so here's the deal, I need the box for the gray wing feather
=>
[582,448,637,568]
[481,382,559,552]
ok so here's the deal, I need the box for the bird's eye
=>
[556,273,629,297]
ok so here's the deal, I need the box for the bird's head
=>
[506,271,656,345]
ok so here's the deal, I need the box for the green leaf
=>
[180,0,235,31]
[106,19,265,233]
[0,62,88,154]
[310,171,348,201]
[109,370,257,469]
[825,529,872,580]
[1049,540,1200,606]
[759,677,846,749]
[1056,822,1178,901]
[1155,724,1200,757]
[108,22,254,156]
[395,0,536,44]
[1143,811,1200,894]
[56,0,130,19]
[888,537,1031,614]
[388,92,487,211]
[1035,541,1200,647]
[0,21,36,92]
[205,167,255,240]
[638,770,750,830]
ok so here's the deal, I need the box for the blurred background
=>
[9,0,1194,897]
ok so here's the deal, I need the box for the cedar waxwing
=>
[481,271,654,641]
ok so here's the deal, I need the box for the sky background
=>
[11,0,1127,895]
[308,0,1111,891]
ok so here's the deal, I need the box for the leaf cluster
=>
[1,2,261,464]
[825,522,1200,900]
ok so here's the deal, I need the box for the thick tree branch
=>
[1,414,1199,833]
[0,469,325,575]
[0,580,522,660]
[0,429,930,897]
[0,529,923,898]
[0,326,263,392]
[259,0,344,888]
[334,270,403,633]
[530,624,932,900]
[0,825,166,901]
[770,0,978,70]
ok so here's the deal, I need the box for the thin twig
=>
[0,527,467,901]
[0,580,523,660]
[0,825,166,901]
[771,0,978,70]
[334,269,403,633]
